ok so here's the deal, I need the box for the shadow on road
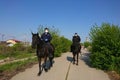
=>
[80,52,92,67]
[66,56,73,63]
[66,52,92,67]
[38,59,55,75]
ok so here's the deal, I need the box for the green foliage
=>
[38,25,60,36]
[89,23,120,73]
[0,58,37,72]
[84,41,91,48]
[0,43,35,60]
[38,25,72,57]
[51,35,71,57]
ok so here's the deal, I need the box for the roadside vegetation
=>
[83,41,92,51]
[0,43,36,79]
[89,23,120,79]
[0,58,37,80]
[0,43,35,60]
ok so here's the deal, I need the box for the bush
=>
[52,35,71,57]
[89,23,120,73]
[84,41,91,48]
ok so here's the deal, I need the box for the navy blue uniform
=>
[41,32,52,43]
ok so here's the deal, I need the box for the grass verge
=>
[0,57,37,80]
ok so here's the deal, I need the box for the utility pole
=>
[0,33,5,41]
[2,34,5,41]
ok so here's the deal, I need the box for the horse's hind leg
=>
[44,56,48,72]
[49,53,54,68]
[49,57,53,69]
[49,57,53,67]
[50,45,55,67]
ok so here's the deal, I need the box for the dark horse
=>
[31,33,55,75]
[71,42,81,65]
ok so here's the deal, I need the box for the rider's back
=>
[72,35,81,43]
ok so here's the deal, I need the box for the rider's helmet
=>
[74,33,78,36]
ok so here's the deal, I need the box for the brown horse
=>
[31,33,55,75]
[71,43,81,65]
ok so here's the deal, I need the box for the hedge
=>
[89,23,120,73]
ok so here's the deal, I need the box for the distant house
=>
[6,39,21,46]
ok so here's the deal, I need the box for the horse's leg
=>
[76,52,79,65]
[72,53,75,64]
[49,57,52,69]
[49,57,53,68]
[44,56,48,72]
[38,57,42,76]
[50,51,54,67]
[49,45,55,67]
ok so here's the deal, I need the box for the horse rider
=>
[41,27,52,44]
[71,33,81,52]
[72,33,81,43]
[41,27,54,58]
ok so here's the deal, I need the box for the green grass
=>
[0,55,7,60]
[11,52,35,59]
[0,57,37,72]
[0,52,35,60]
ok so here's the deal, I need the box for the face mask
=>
[45,30,48,33]
[74,34,77,36]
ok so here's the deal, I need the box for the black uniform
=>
[71,35,81,52]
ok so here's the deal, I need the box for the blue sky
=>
[0,0,120,42]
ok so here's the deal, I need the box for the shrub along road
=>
[10,49,110,80]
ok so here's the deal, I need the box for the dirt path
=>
[10,49,110,80]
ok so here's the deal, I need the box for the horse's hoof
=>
[76,63,78,65]
[73,62,75,65]
[44,68,48,72]
[37,72,42,76]
[44,66,48,72]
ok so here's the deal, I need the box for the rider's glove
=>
[45,39,48,41]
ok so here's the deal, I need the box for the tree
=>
[38,25,60,36]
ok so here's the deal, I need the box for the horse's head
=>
[31,32,40,49]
